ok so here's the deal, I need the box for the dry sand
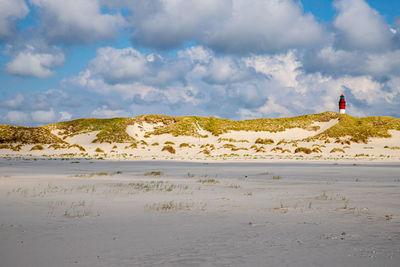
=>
[1,159,399,266]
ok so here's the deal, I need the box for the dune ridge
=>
[1,111,400,161]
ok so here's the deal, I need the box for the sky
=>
[0,0,399,126]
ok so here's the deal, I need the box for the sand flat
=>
[0,159,399,266]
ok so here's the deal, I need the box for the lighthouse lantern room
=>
[339,94,346,114]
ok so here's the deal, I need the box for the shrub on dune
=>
[294,147,312,154]
[162,145,176,154]
[30,145,44,151]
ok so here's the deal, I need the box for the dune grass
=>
[294,147,312,154]
[161,145,176,154]
[0,125,63,144]
[316,114,400,143]
[3,112,399,146]
[195,111,339,136]
[255,138,274,145]
[330,148,345,153]
[46,117,137,143]
[30,145,44,151]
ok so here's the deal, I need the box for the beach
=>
[1,159,399,266]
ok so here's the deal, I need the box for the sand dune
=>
[1,112,400,162]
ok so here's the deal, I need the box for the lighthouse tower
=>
[339,94,346,114]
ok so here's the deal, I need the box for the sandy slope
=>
[1,118,400,161]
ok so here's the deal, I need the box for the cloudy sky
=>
[0,0,399,126]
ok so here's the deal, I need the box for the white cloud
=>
[4,110,29,125]
[62,45,400,119]
[203,0,326,53]
[128,0,230,49]
[59,111,72,121]
[333,0,392,51]
[91,105,127,118]
[0,0,29,40]
[4,45,65,78]
[1,93,24,108]
[30,0,125,44]
[303,46,400,77]
[31,109,57,123]
[125,0,326,53]
[89,47,148,84]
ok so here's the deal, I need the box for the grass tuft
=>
[161,145,176,154]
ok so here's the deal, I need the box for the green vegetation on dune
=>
[1,112,400,146]
[0,125,63,144]
[195,111,339,136]
[145,111,339,137]
[149,116,202,137]
[46,117,137,143]
[317,114,400,143]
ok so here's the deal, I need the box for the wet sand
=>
[1,159,399,266]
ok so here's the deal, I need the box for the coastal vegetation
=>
[1,112,400,147]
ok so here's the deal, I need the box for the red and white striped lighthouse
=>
[338,94,346,114]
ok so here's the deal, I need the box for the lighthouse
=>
[338,94,346,114]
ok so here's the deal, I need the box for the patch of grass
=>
[125,143,138,149]
[179,143,190,148]
[316,114,400,143]
[111,181,187,192]
[271,146,283,152]
[95,147,104,153]
[330,148,345,153]
[161,145,176,154]
[200,149,210,155]
[151,142,159,146]
[140,140,148,146]
[0,125,63,144]
[30,145,44,151]
[218,138,249,143]
[386,146,400,150]
[255,146,266,153]
[68,144,86,152]
[277,139,287,145]
[71,172,112,178]
[164,141,175,145]
[294,147,312,154]
[197,178,219,184]
[48,143,66,150]
[149,116,205,137]
[144,171,163,176]
[272,175,281,180]
[0,143,22,151]
[316,192,328,200]
[222,143,236,149]
[231,147,247,151]
[255,138,274,145]
[250,144,266,152]
[312,147,322,153]
[145,201,203,212]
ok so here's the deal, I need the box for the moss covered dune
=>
[1,112,400,145]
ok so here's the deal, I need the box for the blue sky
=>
[0,0,399,126]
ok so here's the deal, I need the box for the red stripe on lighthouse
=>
[339,94,346,112]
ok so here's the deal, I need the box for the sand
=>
[0,159,399,266]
